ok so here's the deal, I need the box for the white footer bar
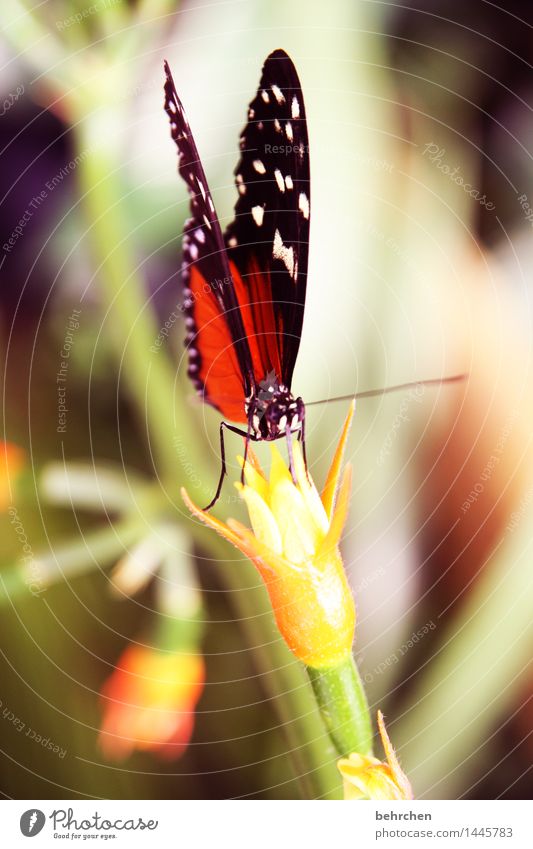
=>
[1,799,530,848]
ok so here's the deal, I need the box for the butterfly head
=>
[248,372,304,440]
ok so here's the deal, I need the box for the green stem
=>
[307,656,373,757]
[222,560,342,799]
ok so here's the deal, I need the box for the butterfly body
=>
[247,373,304,441]
[164,50,310,506]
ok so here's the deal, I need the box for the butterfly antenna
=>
[306,373,467,407]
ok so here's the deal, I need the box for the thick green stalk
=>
[307,656,373,757]
[222,561,342,799]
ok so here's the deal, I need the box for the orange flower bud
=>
[183,403,356,668]
[99,645,204,761]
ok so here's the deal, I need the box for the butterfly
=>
[164,51,466,509]
[164,49,312,508]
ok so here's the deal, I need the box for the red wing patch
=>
[186,266,246,422]
[187,261,283,422]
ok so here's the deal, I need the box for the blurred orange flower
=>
[99,644,205,761]
[338,710,413,800]
[0,441,25,511]
[183,403,356,669]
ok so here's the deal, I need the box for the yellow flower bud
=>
[338,710,413,800]
[183,403,356,668]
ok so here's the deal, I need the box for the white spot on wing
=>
[273,229,296,278]
[285,175,293,190]
[189,243,198,260]
[197,178,206,201]
[252,205,265,226]
[271,84,286,104]
[195,229,205,243]
[253,159,266,174]
[285,122,293,141]
[298,192,310,219]
[291,96,300,118]
[203,214,212,230]
[261,90,270,103]
[228,236,238,247]
[274,169,285,192]
[274,118,282,133]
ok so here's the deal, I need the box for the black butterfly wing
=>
[224,49,310,390]
[164,61,254,421]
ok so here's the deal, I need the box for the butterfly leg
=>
[241,413,255,485]
[203,421,251,511]
[285,423,298,485]
[296,400,310,482]
[297,405,307,456]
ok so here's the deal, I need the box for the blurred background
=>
[1,0,532,800]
